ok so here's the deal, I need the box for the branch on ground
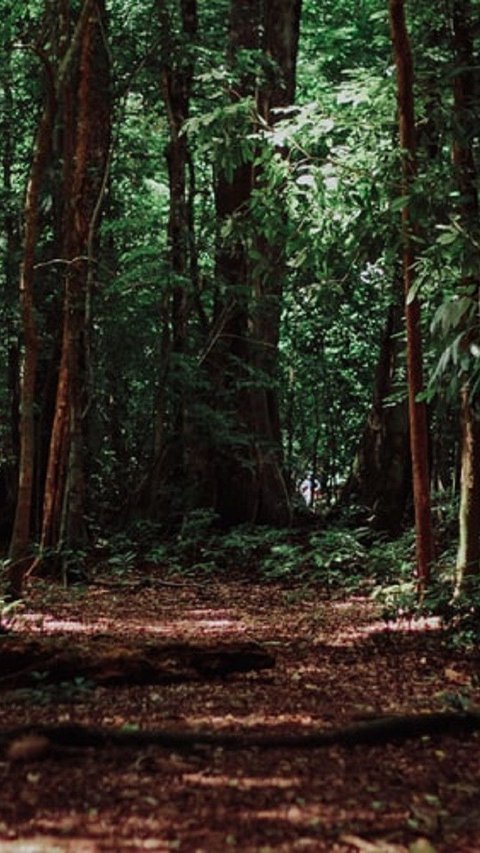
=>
[3,711,480,761]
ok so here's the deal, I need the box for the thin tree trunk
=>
[1,57,20,537]
[457,386,480,583]
[389,0,434,590]
[451,0,480,587]
[147,0,197,518]
[7,55,56,597]
[343,297,411,533]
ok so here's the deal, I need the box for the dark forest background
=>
[1,0,480,618]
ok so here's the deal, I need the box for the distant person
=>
[299,474,321,507]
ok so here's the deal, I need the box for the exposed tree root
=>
[2,711,480,760]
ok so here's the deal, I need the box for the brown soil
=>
[0,573,479,852]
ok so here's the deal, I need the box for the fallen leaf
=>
[409,840,437,853]
[444,667,470,686]
[6,735,51,762]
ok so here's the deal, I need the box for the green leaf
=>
[390,195,410,212]
[435,229,458,246]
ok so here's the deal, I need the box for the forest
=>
[0,0,480,850]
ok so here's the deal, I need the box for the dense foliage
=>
[0,0,479,618]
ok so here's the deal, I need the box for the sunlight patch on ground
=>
[15,610,246,637]
[17,615,113,634]
[247,801,335,829]
[141,616,247,636]
[364,616,442,633]
[180,712,317,729]
[182,772,301,791]
[0,839,99,852]
[186,609,236,618]
[337,615,442,644]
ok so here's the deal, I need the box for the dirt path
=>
[0,577,479,851]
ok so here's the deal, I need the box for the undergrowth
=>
[105,515,479,648]
[3,509,478,649]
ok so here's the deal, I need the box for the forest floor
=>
[0,567,479,852]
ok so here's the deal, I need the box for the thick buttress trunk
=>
[212,0,301,527]
[389,0,434,589]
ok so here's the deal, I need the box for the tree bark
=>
[0,54,20,543]
[210,0,263,525]
[7,1,107,594]
[389,0,434,590]
[40,0,111,556]
[252,0,301,525]
[142,0,198,520]
[211,0,301,528]
[7,53,57,597]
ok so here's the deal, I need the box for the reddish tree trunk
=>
[41,0,111,554]
[389,0,434,589]
[7,55,56,596]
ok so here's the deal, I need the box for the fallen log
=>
[0,638,275,686]
[2,710,480,760]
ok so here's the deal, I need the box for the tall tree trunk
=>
[1,55,20,541]
[211,0,301,527]
[7,54,56,597]
[7,1,101,595]
[34,0,77,545]
[451,0,480,588]
[40,0,111,558]
[142,0,198,519]
[211,0,262,525]
[251,0,301,525]
[389,0,435,590]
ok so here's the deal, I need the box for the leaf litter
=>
[0,573,479,852]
